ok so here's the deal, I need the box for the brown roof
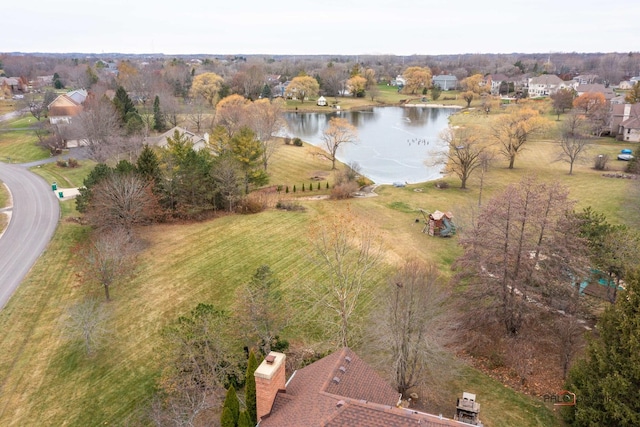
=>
[260,348,468,427]
[48,105,83,117]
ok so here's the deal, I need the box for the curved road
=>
[0,162,60,309]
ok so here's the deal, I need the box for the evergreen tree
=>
[237,411,251,427]
[136,145,162,185]
[76,163,112,213]
[153,95,166,132]
[221,407,235,427]
[261,84,272,99]
[565,269,640,426]
[221,385,240,427]
[245,350,258,425]
[113,86,142,133]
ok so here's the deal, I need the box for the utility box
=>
[52,182,57,191]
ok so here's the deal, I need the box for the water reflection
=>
[282,106,457,184]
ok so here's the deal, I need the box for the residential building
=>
[432,75,458,91]
[527,75,572,97]
[145,126,209,151]
[575,83,615,101]
[48,94,84,125]
[611,104,640,142]
[255,348,482,427]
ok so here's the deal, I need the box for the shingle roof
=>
[259,348,471,427]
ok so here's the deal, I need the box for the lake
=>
[282,106,458,184]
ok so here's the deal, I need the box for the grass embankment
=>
[1,104,638,426]
[31,161,97,189]
[0,182,9,234]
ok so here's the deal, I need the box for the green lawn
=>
[31,160,97,189]
[0,130,49,163]
[1,105,637,426]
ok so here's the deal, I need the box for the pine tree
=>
[153,95,167,132]
[136,145,161,186]
[245,350,258,425]
[221,407,235,427]
[565,269,640,426]
[221,385,240,427]
[237,411,251,427]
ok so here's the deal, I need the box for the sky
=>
[3,0,639,56]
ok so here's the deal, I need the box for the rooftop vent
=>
[339,366,347,373]
[345,356,352,363]
[336,400,345,407]
[332,376,341,384]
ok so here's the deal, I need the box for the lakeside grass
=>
[0,103,637,426]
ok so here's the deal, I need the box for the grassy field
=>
[0,130,49,163]
[0,103,637,426]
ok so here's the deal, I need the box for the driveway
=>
[0,162,60,309]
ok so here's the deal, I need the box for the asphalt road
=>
[0,162,60,309]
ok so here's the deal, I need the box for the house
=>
[392,75,406,87]
[255,348,480,427]
[432,75,458,91]
[610,103,640,142]
[618,81,634,90]
[483,74,510,95]
[527,75,572,97]
[48,94,84,125]
[145,126,208,151]
[575,83,615,101]
[573,74,599,85]
[316,96,327,106]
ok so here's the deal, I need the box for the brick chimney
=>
[254,351,286,421]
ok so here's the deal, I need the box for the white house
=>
[432,75,458,90]
[316,96,327,106]
[527,75,573,97]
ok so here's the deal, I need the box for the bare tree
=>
[154,304,243,427]
[234,265,288,355]
[64,298,110,355]
[85,173,159,233]
[246,98,285,171]
[74,96,123,162]
[431,126,489,189]
[555,112,592,175]
[83,228,137,301]
[186,98,211,134]
[307,209,383,347]
[321,117,358,170]
[373,260,455,397]
[455,176,588,336]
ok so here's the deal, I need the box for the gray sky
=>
[3,0,638,55]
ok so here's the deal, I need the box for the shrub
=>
[317,182,321,190]
[594,154,609,171]
[293,185,296,193]
[293,138,303,147]
[330,182,358,200]
[67,158,79,168]
[326,182,330,189]
[302,183,305,192]
[276,200,306,211]
[434,180,450,189]
[284,137,291,145]
[285,186,289,193]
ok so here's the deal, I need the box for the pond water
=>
[282,106,458,184]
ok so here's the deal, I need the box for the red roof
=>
[259,348,469,427]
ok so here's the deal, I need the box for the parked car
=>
[618,149,634,161]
